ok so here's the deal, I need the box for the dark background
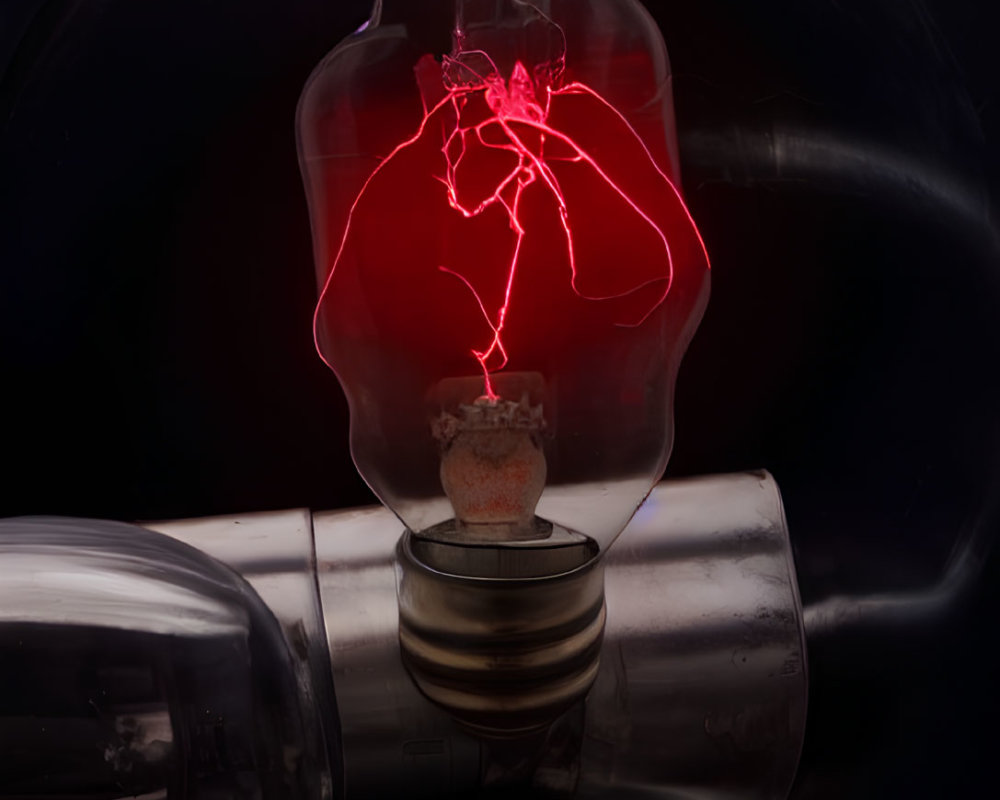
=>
[1,1,997,797]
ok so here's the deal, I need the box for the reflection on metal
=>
[315,471,808,798]
[0,522,246,637]
[580,471,807,800]
[314,504,481,799]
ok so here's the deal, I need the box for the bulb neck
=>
[395,529,605,735]
[370,0,564,82]
[372,0,538,26]
[368,0,455,55]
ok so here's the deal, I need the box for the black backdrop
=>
[1,1,998,797]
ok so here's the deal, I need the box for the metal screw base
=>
[396,528,606,735]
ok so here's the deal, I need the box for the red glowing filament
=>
[314,47,709,400]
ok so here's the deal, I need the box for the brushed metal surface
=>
[314,471,807,799]
[579,471,807,799]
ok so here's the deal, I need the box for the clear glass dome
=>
[297,0,709,555]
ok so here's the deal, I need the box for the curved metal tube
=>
[315,471,807,798]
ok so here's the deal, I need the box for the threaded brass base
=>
[396,529,605,735]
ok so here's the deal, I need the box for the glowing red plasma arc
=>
[314,52,710,400]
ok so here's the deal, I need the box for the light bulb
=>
[297,0,710,731]
[298,0,708,551]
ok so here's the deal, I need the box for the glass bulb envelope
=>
[297,0,710,556]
